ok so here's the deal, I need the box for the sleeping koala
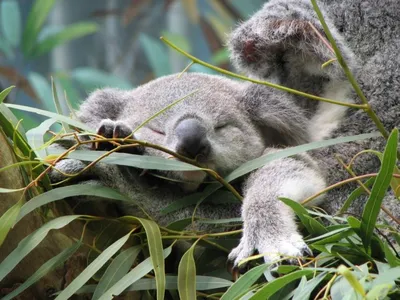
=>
[50,0,400,266]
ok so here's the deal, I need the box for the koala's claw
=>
[228,233,312,267]
[94,119,143,154]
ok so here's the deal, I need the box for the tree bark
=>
[0,131,92,299]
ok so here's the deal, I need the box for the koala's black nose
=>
[175,119,210,159]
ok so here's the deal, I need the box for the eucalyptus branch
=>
[301,173,400,206]
[310,0,390,141]
[160,37,367,110]
[48,136,243,202]
[335,155,400,225]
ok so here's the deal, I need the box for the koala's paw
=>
[94,119,143,154]
[228,231,312,267]
[228,0,328,78]
[49,158,88,183]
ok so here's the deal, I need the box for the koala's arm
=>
[229,149,325,265]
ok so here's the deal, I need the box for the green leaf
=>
[292,272,328,300]
[48,149,202,172]
[27,72,54,111]
[360,128,398,249]
[51,76,70,132]
[71,67,133,91]
[120,217,166,300]
[21,0,56,56]
[0,198,23,247]
[0,215,81,281]
[220,264,267,300]
[97,246,173,300]
[178,243,197,300]
[55,230,132,300]
[77,275,232,294]
[372,266,400,286]
[250,270,314,299]
[5,103,92,131]
[16,185,130,224]
[280,198,327,235]
[383,242,400,267]
[2,241,81,300]
[0,38,14,59]
[211,48,229,65]
[225,132,381,182]
[0,85,14,103]
[366,283,392,300]
[31,22,98,57]
[92,246,141,300]
[26,118,57,159]
[339,178,375,214]
[337,265,366,297]
[139,34,171,77]
[0,0,21,47]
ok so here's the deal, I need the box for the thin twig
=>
[160,37,367,110]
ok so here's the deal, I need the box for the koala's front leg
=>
[229,149,326,266]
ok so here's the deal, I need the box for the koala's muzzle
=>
[175,118,210,159]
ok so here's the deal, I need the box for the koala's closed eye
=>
[148,127,165,135]
[214,123,234,131]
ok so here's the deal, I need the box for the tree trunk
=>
[0,131,92,299]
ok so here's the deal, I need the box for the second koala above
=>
[50,0,400,266]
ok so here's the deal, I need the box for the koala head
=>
[103,73,266,190]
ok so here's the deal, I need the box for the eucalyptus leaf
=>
[31,22,98,57]
[26,118,57,159]
[0,198,23,247]
[2,241,81,300]
[16,185,130,224]
[27,72,54,111]
[0,215,82,281]
[220,264,267,300]
[92,246,142,300]
[22,0,56,56]
[178,243,197,300]
[360,129,398,249]
[139,34,171,77]
[55,231,132,300]
[5,103,92,131]
[97,246,173,300]
[0,0,21,47]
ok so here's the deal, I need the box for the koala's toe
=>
[113,121,133,139]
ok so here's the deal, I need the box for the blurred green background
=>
[0,0,265,129]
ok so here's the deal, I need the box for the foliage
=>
[0,1,400,299]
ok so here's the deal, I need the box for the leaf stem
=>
[160,37,367,110]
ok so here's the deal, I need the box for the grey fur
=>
[50,0,400,266]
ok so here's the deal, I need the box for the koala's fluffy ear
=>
[241,84,310,146]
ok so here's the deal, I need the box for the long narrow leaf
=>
[250,270,314,299]
[360,129,398,249]
[0,198,23,247]
[0,0,21,47]
[2,241,81,300]
[0,215,81,281]
[26,118,57,158]
[21,0,56,56]
[31,22,98,57]
[5,103,92,131]
[120,217,165,300]
[55,231,133,300]
[92,246,142,300]
[178,243,197,300]
[0,86,15,103]
[15,185,130,224]
[221,264,267,300]
[98,246,173,300]
[48,149,202,171]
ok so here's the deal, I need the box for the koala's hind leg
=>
[229,149,326,266]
